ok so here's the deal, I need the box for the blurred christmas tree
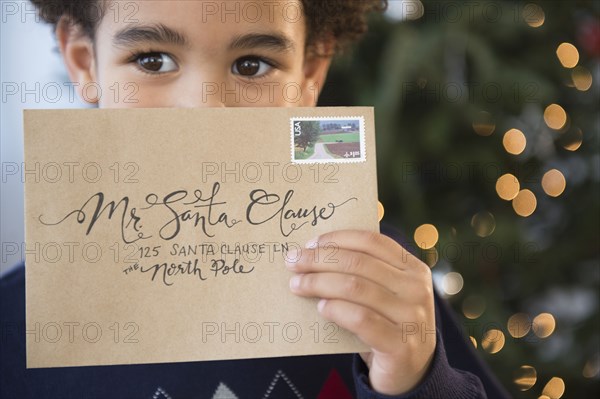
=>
[320,1,599,397]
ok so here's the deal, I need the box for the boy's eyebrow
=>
[113,23,189,48]
[113,24,295,54]
[229,32,295,53]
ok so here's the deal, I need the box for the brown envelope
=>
[24,107,378,367]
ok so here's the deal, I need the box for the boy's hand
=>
[286,230,437,395]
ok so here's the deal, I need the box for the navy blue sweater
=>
[0,227,509,399]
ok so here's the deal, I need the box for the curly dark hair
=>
[29,0,387,55]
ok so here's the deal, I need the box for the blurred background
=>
[1,0,598,398]
[319,0,599,397]
[0,0,95,277]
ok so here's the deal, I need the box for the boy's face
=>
[59,1,332,108]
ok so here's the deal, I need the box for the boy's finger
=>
[290,272,403,324]
[316,298,402,354]
[286,247,406,293]
[305,230,424,272]
[286,247,427,297]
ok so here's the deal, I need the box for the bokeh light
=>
[377,200,385,221]
[514,365,537,391]
[472,111,496,136]
[384,0,424,21]
[512,189,537,217]
[582,356,600,378]
[544,104,568,130]
[469,336,477,348]
[496,174,520,200]
[542,169,566,197]
[571,66,593,91]
[503,128,527,155]
[508,313,532,338]
[556,42,579,68]
[471,211,496,237]
[558,127,583,151]
[414,224,439,249]
[533,313,556,338]
[481,329,506,354]
[542,377,565,399]
[422,248,439,268]
[522,3,545,28]
[442,272,464,295]
[462,295,486,320]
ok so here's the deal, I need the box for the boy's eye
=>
[136,52,178,73]
[232,57,272,78]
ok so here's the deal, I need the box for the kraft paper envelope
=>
[24,107,378,368]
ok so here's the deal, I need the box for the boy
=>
[1,1,507,397]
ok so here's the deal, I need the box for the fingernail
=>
[317,299,327,312]
[290,275,301,290]
[305,236,319,249]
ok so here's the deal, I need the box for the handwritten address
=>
[39,182,357,242]
[37,182,355,286]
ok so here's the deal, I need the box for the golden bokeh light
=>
[533,313,556,338]
[471,211,496,237]
[572,66,593,91]
[469,336,477,348]
[503,128,527,155]
[512,189,537,217]
[422,248,439,268]
[496,174,520,200]
[522,3,545,28]
[481,329,506,354]
[544,104,568,130]
[442,272,464,295]
[542,377,565,399]
[556,42,579,68]
[508,313,532,338]
[377,201,385,222]
[514,365,537,391]
[472,111,496,136]
[462,295,486,319]
[583,357,600,378]
[542,169,566,197]
[558,127,583,151]
[414,224,439,249]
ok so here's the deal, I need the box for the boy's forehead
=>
[100,0,306,49]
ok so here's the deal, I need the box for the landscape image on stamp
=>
[293,119,362,161]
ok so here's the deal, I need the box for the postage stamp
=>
[290,116,366,164]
